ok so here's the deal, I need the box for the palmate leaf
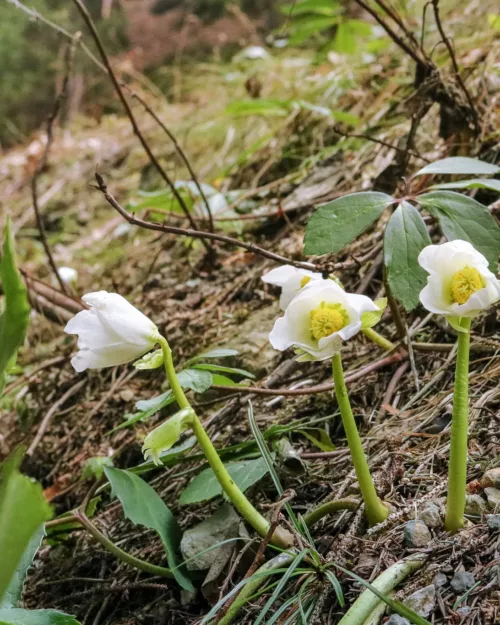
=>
[0,218,30,395]
[304,192,394,256]
[413,156,500,177]
[419,191,500,269]
[0,609,81,625]
[384,201,431,311]
[104,467,193,591]
[179,457,269,505]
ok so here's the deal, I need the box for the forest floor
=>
[1,3,500,624]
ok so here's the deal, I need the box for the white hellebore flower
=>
[58,266,78,285]
[64,291,160,372]
[262,265,323,310]
[418,240,500,318]
[269,280,379,360]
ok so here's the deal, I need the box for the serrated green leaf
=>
[0,218,30,395]
[414,157,500,177]
[361,297,387,329]
[141,407,195,466]
[430,178,500,193]
[1,525,45,609]
[192,363,254,379]
[304,192,393,256]
[384,201,432,311]
[301,429,335,452]
[0,453,52,604]
[179,457,269,505]
[0,609,81,625]
[419,191,500,269]
[187,348,239,362]
[177,369,213,393]
[133,349,163,370]
[104,467,193,591]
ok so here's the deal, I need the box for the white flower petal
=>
[269,317,294,351]
[262,266,301,286]
[418,240,500,318]
[262,265,323,310]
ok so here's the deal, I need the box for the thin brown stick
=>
[353,0,425,66]
[70,0,212,253]
[31,36,79,294]
[333,125,430,163]
[431,0,480,135]
[212,351,406,396]
[127,89,215,231]
[94,173,316,271]
[27,379,86,456]
[373,0,422,54]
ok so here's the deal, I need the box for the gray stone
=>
[420,501,442,528]
[481,467,500,489]
[405,584,436,618]
[486,514,500,530]
[386,616,411,625]
[485,487,500,509]
[456,607,471,618]
[403,520,432,547]
[464,494,488,515]
[451,570,476,593]
[434,572,448,587]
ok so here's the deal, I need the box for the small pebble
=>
[403,520,432,547]
[464,494,488,516]
[434,572,448,587]
[405,584,436,617]
[486,514,500,530]
[457,606,471,618]
[451,570,475,593]
[420,501,442,528]
[485,487,500,509]
[481,467,500,489]
[386,616,411,625]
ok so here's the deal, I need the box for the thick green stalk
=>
[303,498,360,528]
[158,336,294,548]
[445,317,471,533]
[332,353,389,526]
[362,328,395,351]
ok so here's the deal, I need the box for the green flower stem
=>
[361,328,395,351]
[445,316,472,533]
[332,353,389,526]
[158,336,294,549]
[45,513,173,578]
[303,498,360,527]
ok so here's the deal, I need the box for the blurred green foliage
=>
[0,0,128,148]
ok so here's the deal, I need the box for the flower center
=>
[310,302,348,340]
[450,266,485,304]
[300,275,311,288]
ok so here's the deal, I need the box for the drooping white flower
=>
[262,265,323,310]
[418,240,500,318]
[64,291,160,372]
[269,280,379,360]
[58,266,78,285]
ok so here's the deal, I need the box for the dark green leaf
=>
[430,178,500,193]
[104,467,193,591]
[301,429,335,452]
[419,191,500,269]
[109,391,175,433]
[179,457,269,505]
[192,363,254,379]
[384,201,432,311]
[0,218,30,395]
[414,157,500,177]
[177,369,213,393]
[0,609,81,625]
[0,453,52,604]
[210,373,239,386]
[0,526,45,608]
[304,192,393,256]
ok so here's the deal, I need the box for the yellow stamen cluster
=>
[310,302,348,340]
[450,266,485,305]
[300,276,311,288]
